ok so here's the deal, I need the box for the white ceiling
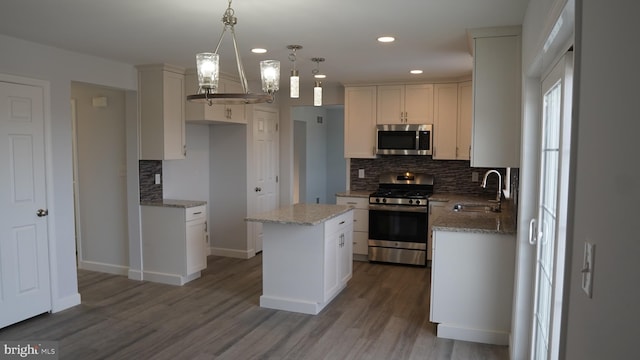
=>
[0,0,528,88]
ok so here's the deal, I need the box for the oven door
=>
[368,204,428,249]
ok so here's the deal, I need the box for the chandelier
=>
[186,0,280,105]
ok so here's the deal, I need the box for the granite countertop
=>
[335,190,371,198]
[140,199,207,208]
[429,193,517,235]
[245,203,352,226]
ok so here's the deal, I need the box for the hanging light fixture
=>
[187,0,280,105]
[287,45,302,98]
[311,57,325,107]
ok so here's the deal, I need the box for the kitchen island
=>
[246,204,354,315]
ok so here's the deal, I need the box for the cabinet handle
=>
[346,202,357,205]
[193,211,202,215]
[339,221,345,225]
[205,221,208,232]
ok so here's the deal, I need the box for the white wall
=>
[277,83,345,206]
[325,107,347,203]
[163,124,210,202]
[563,1,640,358]
[0,35,137,311]
[71,83,128,272]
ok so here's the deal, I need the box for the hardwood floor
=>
[0,256,509,359]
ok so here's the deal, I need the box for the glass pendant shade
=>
[260,60,280,95]
[196,52,219,91]
[314,81,322,107]
[290,70,299,98]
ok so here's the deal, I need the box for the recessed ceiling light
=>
[410,70,423,74]
[251,48,267,54]
[377,36,395,43]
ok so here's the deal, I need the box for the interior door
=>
[251,108,279,253]
[0,80,51,328]
[529,52,573,360]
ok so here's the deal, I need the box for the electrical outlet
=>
[154,173,161,185]
[581,242,595,298]
[358,169,365,178]
[472,172,479,182]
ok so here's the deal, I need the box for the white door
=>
[0,80,51,328]
[529,52,573,360]
[251,108,278,253]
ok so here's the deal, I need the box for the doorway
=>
[71,82,128,274]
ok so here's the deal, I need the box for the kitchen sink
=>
[451,203,498,213]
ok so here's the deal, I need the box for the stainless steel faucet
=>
[481,169,502,212]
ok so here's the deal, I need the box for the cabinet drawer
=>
[325,211,354,235]
[336,197,369,209]
[186,205,206,221]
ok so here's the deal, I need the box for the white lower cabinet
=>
[141,204,207,285]
[336,196,369,258]
[427,201,447,261]
[430,229,516,345]
[260,210,354,315]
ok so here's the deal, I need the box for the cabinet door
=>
[457,81,473,160]
[323,230,339,301]
[339,227,353,285]
[433,83,459,160]
[405,84,434,124]
[472,34,521,167]
[344,86,377,158]
[377,85,404,124]
[186,219,207,274]
[163,71,187,159]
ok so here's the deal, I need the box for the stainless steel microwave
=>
[376,124,433,155]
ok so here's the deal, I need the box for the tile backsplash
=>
[139,160,162,202]
[350,156,518,198]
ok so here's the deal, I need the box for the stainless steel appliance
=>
[376,124,433,155]
[368,172,434,266]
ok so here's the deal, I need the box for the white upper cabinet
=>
[433,82,472,160]
[469,27,522,167]
[137,64,186,160]
[377,84,433,124]
[184,70,246,124]
[344,86,377,158]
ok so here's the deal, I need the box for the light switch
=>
[154,173,161,185]
[581,242,595,298]
[358,169,365,178]
[472,172,479,182]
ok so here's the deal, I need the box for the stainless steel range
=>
[368,172,434,266]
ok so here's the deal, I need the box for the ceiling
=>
[0,0,528,89]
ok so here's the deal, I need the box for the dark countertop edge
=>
[140,199,207,208]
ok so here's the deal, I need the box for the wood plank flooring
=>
[0,255,509,359]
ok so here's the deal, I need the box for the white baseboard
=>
[78,260,129,276]
[51,293,81,313]
[436,324,510,345]
[210,247,253,259]
[142,270,200,286]
[128,269,143,281]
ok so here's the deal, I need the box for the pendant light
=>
[187,0,280,105]
[287,45,302,98]
[311,57,325,107]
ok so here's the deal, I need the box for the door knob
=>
[37,209,49,217]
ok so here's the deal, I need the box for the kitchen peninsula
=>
[246,204,354,315]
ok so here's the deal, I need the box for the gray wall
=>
[325,107,347,203]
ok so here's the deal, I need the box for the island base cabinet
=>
[260,211,353,315]
[430,230,515,345]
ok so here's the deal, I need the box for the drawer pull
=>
[339,221,345,225]
[193,211,202,215]
[347,202,357,205]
